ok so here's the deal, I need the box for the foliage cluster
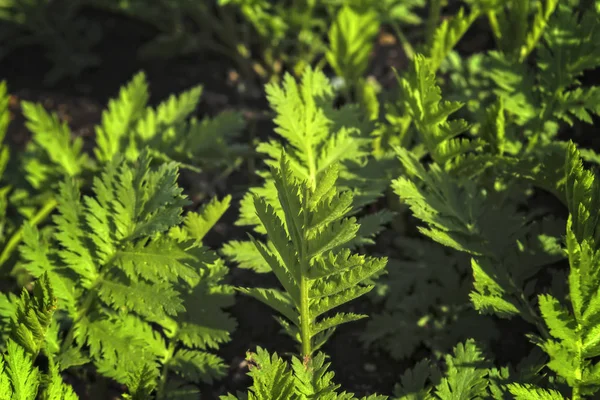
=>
[1,0,600,399]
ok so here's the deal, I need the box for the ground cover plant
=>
[1,0,600,399]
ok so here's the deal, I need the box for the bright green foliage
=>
[0,339,79,400]
[388,50,572,334]
[364,3,600,386]
[94,71,239,166]
[431,2,600,175]
[506,384,565,400]
[564,143,600,246]
[9,273,57,358]
[426,7,480,73]
[0,273,78,399]
[326,6,380,88]
[223,68,393,272]
[483,3,600,145]
[476,0,559,61]
[0,82,50,276]
[97,72,244,167]
[534,143,600,398]
[17,152,236,396]
[221,347,388,400]
[21,71,245,190]
[509,384,565,400]
[4,1,600,397]
[169,195,231,243]
[390,54,600,396]
[392,339,507,399]
[239,156,387,358]
[399,55,480,166]
[94,71,150,163]
[122,363,160,400]
[362,239,498,360]
[20,101,89,190]
[257,67,372,186]
[434,341,491,399]
[372,5,483,156]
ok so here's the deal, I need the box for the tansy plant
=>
[222,347,388,400]
[3,151,236,398]
[0,73,245,279]
[0,273,79,399]
[387,52,600,397]
[223,67,394,273]
[239,155,387,359]
[20,71,246,192]
[388,141,600,399]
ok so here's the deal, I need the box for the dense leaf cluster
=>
[1,1,600,399]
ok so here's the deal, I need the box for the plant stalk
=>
[299,186,312,359]
[425,0,443,50]
[390,23,415,60]
[156,345,176,399]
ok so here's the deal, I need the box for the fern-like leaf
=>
[222,347,388,400]
[225,68,392,273]
[399,55,481,167]
[241,155,386,358]
[536,142,600,395]
[18,151,235,388]
[326,6,380,86]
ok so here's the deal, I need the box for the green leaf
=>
[428,8,480,72]
[245,348,296,400]
[538,294,578,343]
[1,340,40,400]
[434,340,490,399]
[326,6,380,85]
[227,68,388,272]
[240,153,386,356]
[507,383,565,399]
[169,349,227,384]
[519,0,559,61]
[237,288,298,324]
[42,360,79,400]
[399,55,480,167]
[97,280,185,320]
[95,72,149,162]
[122,362,159,400]
[171,196,231,242]
[21,101,86,186]
[312,313,366,336]
[10,273,58,357]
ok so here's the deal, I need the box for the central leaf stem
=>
[299,273,311,358]
[299,184,312,358]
